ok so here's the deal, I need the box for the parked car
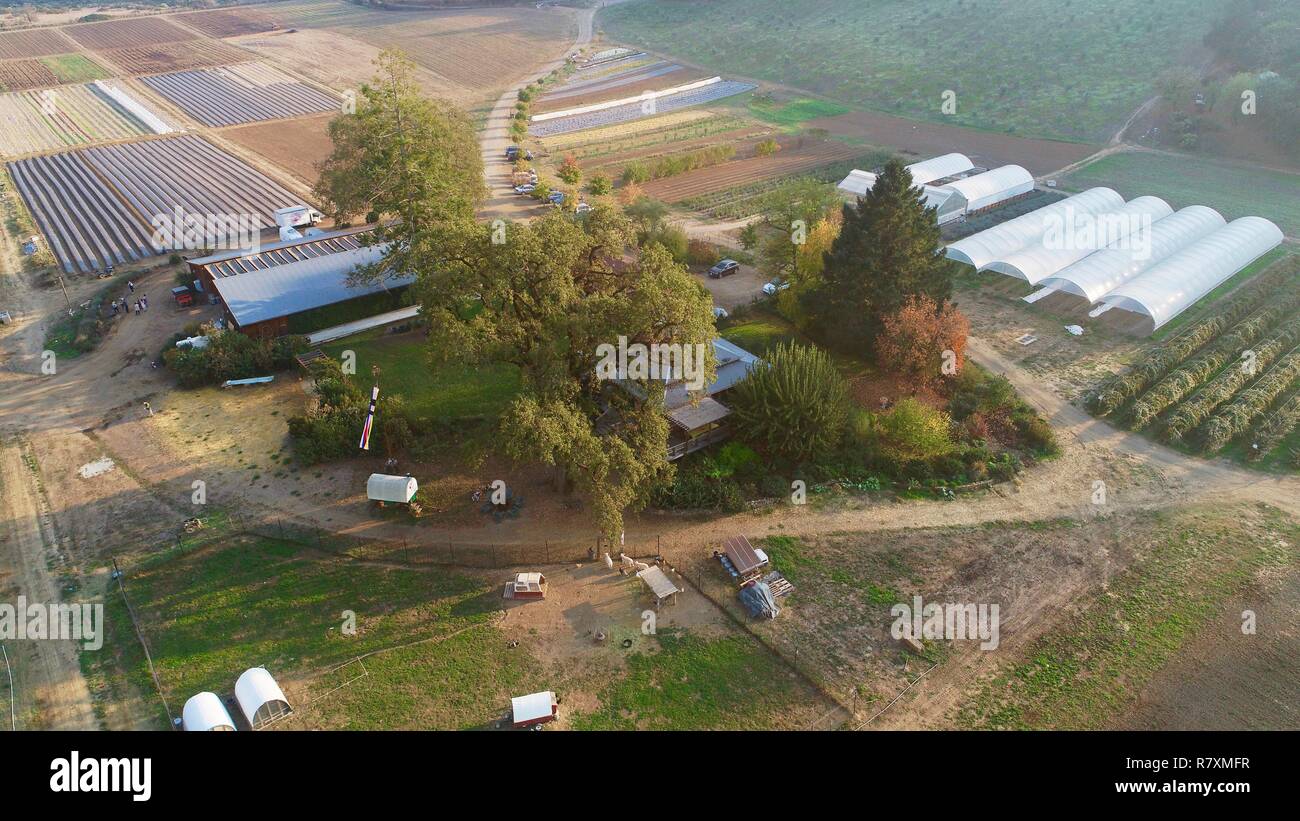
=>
[548,191,565,205]
[707,259,740,278]
[712,306,729,320]
[762,277,789,296]
[506,146,520,161]
[575,202,592,214]
[514,183,536,195]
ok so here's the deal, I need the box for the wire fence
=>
[170,509,671,571]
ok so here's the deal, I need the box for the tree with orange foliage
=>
[617,181,644,206]
[875,295,970,385]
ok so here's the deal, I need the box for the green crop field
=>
[1061,151,1300,239]
[601,0,1231,142]
[41,54,108,84]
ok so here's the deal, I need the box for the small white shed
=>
[182,691,236,731]
[234,667,292,729]
[511,690,558,728]
[367,473,418,504]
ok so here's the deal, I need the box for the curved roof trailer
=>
[945,187,1125,270]
[1093,216,1284,333]
[986,195,1174,286]
[1037,205,1226,304]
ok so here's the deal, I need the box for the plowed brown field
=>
[642,140,863,202]
[65,16,197,51]
[99,40,252,75]
[0,59,58,92]
[0,27,77,60]
[171,8,283,39]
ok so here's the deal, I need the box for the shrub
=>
[730,341,850,464]
[557,154,582,185]
[875,295,969,384]
[642,224,688,262]
[587,173,612,196]
[875,398,955,463]
[754,138,781,157]
[162,331,307,388]
[686,239,721,268]
[651,463,746,512]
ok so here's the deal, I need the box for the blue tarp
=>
[739,582,779,619]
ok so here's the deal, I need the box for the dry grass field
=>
[222,113,336,186]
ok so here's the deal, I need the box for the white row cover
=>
[946,187,1125,270]
[941,164,1034,213]
[984,195,1174,285]
[1039,205,1227,303]
[837,152,974,197]
[182,691,236,731]
[1096,216,1284,331]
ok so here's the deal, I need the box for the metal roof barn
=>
[210,243,412,329]
[234,667,292,729]
[182,691,236,731]
[367,473,418,504]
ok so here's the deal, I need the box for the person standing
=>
[128,280,135,294]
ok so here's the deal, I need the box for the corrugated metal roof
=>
[212,243,412,327]
[191,226,374,278]
[664,338,759,409]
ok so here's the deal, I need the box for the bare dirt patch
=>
[221,113,336,186]
[0,27,77,59]
[808,110,1099,177]
[65,16,196,51]
[99,39,253,75]
[170,7,283,39]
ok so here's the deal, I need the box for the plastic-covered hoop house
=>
[235,667,292,729]
[1095,216,1284,331]
[983,195,1173,285]
[1038,205,1226,303]
[939,164,1035,213]
[182,691,236,731]
[945,187,1124,270]
[367,473,418,504]
[837,152,974,196]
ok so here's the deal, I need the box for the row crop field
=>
[678,149,893,219]
[0,27,77,60]
[533,67,698,115]
[1088,255,1300,467]
[8,150,159,274]
[169,8,284,39]
[65,16,197,51]
[0,83,170,158]
[268,0,575,101]
[141,62,339,127]
[9,134,304,273]
[99,39,254,75]
[641,139,864,202]
[0,54,110,92]
[529,80,757,138]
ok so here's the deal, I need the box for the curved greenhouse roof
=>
[1038,205,1226,303]
[1096,216,1284,331]
[945,187,1124,270]
[984,196,1173,284]
[235,667,292,729]
[183,691,236,731]
[940,164,1034,212]
[907,152,974,185]
[836,152,974,197]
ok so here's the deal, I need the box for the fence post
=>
[545,540,549,563]
[448,540,454,564]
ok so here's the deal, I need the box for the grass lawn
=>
[320,328,520,420]
[601,0,1227,142]
[957,505,1300,729]
[98,535,542,729]
[40,54,108,84]
[570,629,819,730]
[1061,151,1300,239]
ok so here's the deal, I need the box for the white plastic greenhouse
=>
[983,196,1173,285]
[1037,205,1227,303]
[945,187,1125,270]
[1092,216,1284,331]
[182,691,236,731]
[836,152,974,197]
[938,164,1035,213]
[234,667,292,729]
